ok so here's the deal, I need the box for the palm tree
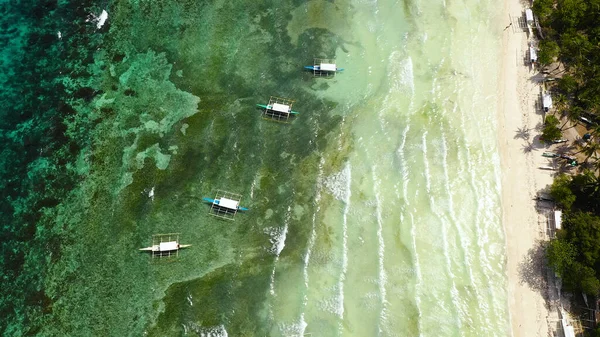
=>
[555,93,568,111]
[560,106,582,130]
[571,169,600,213]
[590,154,600,173]
[581,141,600,163]
[590,123,600,139]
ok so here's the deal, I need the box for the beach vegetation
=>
[546,239,576,277]
[534,0,600,120]
[547,172,600,295]
[537,40,560,66]
[557,75,578,96]
[532,0,554,23]
[587,327,600,337]
[541,114,562,141]
[550,174,576,209]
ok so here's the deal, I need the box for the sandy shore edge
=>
[498,0,555,336]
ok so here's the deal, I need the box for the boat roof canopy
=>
[530,47,537,61]
[320,63,336,71]
[272,103,290,113]
[562,318,575,337]
[525,9,534,22]
[554,210,562,230]
[543,94,553,108]
[219,197,239,210]
[159,241,178,251]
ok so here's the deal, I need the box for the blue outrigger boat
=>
[303,65,344,72]
[305,58,343,75]
[202,197,249,211]
[257,97,298,123]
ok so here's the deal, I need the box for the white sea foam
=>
[298,157,324,336]
[249,173,260,199]
[324,166,351,202]
[409,212,424,337]
[335,163,351,323]
[264,205,290,257]
[440,121,483,332]
[265,206,291,299]
[434,127,466,335]
[183,323,228,337]
[372,168,388,329]
[421,131,431,193]
[88,10,108,29]
[396,124,411,206]
[389,53,415,95]
[278,318,308,337]
[97,10,108,29]
[453,58,503,331]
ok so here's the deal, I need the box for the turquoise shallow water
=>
[1,0,508,336]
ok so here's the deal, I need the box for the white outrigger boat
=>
[203,190,247,220]
[257,96,297,123]
[305,57,343,77]
[140,233,190,258]
[139,241,191,252]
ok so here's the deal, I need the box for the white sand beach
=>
[499,0,556,336]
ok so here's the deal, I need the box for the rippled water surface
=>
[1,0,508,335]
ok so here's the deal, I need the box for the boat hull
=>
[139,244,191,252]
[202,197,249,211]
[304,65,344,72]
[256,104,298,115]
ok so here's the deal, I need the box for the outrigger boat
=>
[202,197,249,211]
[305,58,344,76]
[203,190,248,220]
[257,96,298,123]
[542,152,578,166]
[256,103,299,115]
[139,241,191,252]
[303,64,344,72]
[559,154,578,167]
[140,233,190,258]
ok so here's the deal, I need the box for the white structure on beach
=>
[553,210,562,230]
[529,47,537,64]
[525,9,534,26]
[543,93,553,112]
[560,308,576,337]
[525,8,534,35]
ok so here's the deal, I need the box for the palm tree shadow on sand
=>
[522,142,535,153]
[515,127,531,140]
[518,240,550,303]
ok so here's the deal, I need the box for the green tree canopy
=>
[533,0,555,24]
[557,0,589,30]
[558,75,578,95]
[571,170,600,213]
[550,174,576,209]
[571,262,600,295]
[564,211,600,266]
[538,40,560,66]
[542,114,563,141]
[546,239,577,277]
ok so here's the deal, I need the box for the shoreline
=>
[498,0,555,336]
